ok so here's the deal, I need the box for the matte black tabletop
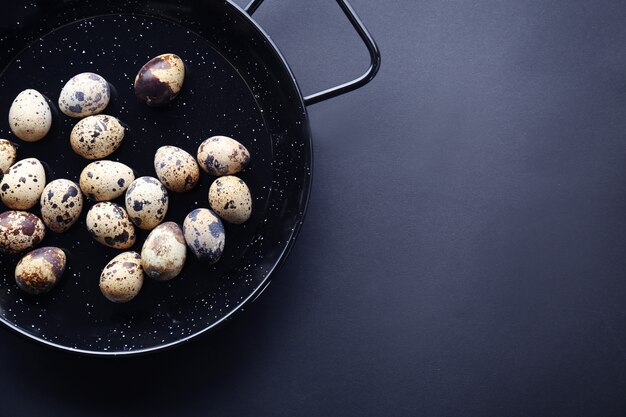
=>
[3,0,626,416]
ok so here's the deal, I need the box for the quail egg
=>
[197,136,250,176]
[70,114,125,159]
[99,251,144,303]
[79,160,134,201]
[125,176,168,230]
[58,72,110,118]
[208,176,252,224]
[40,179,83,233]
[183,208,225,263]
[86,202,136,249]
[0,139,17,174]
[8,89,52,142]
[15,247,66,295]
[0,211,45,254]
[134,53,185,107]
[141,222,186,281]
[0,158,46,210]
[154,146,199,192]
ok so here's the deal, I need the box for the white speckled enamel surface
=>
[0,8,310,354]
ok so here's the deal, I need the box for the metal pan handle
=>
[245,0,381,106]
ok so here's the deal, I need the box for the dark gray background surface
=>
[3,0,626,416]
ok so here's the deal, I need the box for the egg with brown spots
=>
[0,211,45,254]
[58,72,110,118]
[0,158,46,210]
[15,247,66,295]
[8,89,52,142]
[134,53,185,107]
[40,179,83,233]
[0,139,17,174]
[197,136,250,176]
[183,208,225,263]
[208,176,252,224]
[154,146,199,192]
[141,222,186,281]
[125,176,168,230]
[79,160,134,201]
[70,115,125,159]
[86,202,136,249]
[99,251,144,303]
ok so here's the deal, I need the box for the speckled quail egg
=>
[70,115,125,159]
[0,211,45,254]
[134,53,185,107]
[141,222,186,281]
[58,72,110,118]
[8,89,52,142]
[0,158,46,210]
[86,202,136,249]
[154,146,199,192]
[79,160,134,201]
[197,136,250,176]
[125,176,168,230]
[183,208,225,263]
[15,247,66,295]
[99,251,144,303]
[0,139,17,174]
[40,179,83,233]
[208,176,252,224]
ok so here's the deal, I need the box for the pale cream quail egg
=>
[125,176,168,230]
[208,175,252,224]
[40,179,83,233]
[182,208,225,263]
[141,222,186,281]
[154,146,199,192]
[197,136,250,176]
[0,158,46,210]
[79,160,134,201]
[0,139,17,174]
[70,114,125,160]
[86,202,136,249]
[58,72,110,118]
[8,89,52,142]
[99,251,144,303]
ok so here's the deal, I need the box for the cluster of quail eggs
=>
[0,53,254,303]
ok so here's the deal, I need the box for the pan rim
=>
[0,0,313,357]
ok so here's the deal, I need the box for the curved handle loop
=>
[245,0,381,106]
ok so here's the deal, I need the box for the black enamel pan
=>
[0,0,380,355]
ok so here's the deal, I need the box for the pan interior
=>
[0,13,279,352]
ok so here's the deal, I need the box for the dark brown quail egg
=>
[86,202,136,249]
[0,211,45,254]
[8,89,52,142]
[0,139,17,174]
[154,146,199,192]
[141,222,186,281]
[208,176,252,224]
[70,115,125,159]
[183,208,225,263]
[125,176,168,230]
[0,158,46,210]
[100,251,144,303]
[40,179,83,233]
[79,160,134,201]
[134,53,185,107]
[197,136,250,176]
[58,72,110,118]
[15,247,66,295]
